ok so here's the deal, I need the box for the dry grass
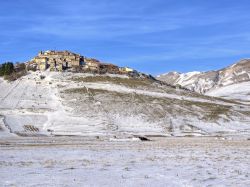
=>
[72,76,154,88]
[194,102,231,120]
[63,87,233,121]
[72,76,242,107]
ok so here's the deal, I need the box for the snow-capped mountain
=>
[157,59,250,101]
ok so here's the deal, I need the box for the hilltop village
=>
[1,50,157,82]
[27,50,135,75]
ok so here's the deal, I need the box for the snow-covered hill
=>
[207,81,250,103]
[157,59,250,101]
[0,71,250,137]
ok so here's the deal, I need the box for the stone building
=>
[30,50,136,75]
[119,67,134,73]
[31,50,84,71]
[83,58,100,72]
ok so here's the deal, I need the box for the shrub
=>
[0,62,14,76]
[4,70,27,81]
[15,63,26,71]
[0,62,27,81]
[27,65,37,71]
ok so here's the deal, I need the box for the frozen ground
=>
[0,137,249,187]
[1,72,249,186]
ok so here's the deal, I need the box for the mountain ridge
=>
[157,59,250,98]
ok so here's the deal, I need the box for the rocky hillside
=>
[0,71,250,138]
[157,59,250,102]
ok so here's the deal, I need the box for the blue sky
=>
[1,0,250,75]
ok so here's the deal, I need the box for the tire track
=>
[0,79,21,106]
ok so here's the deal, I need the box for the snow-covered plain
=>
[1,72,250,187]
[0,137,249,187]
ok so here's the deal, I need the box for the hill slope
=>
[0,71,250,137]
[206,81,250,103]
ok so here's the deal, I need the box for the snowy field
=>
[1,72,250,187]
[0,137,249,187]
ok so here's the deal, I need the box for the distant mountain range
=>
[157,59,250,102]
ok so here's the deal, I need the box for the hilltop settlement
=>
[0,50,156,82]
[27,50,135,74]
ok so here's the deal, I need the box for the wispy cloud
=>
[1,0,249,40]
[1,0,250,74]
